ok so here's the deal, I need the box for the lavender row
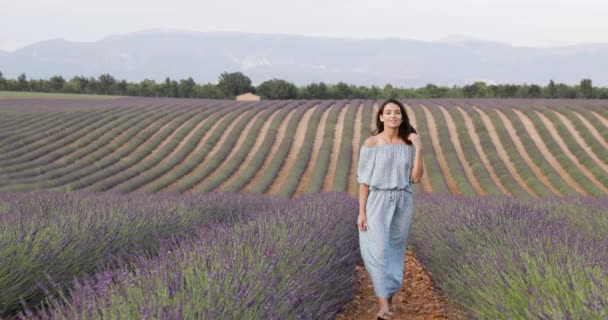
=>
[21,193,359,319]
[409,194,608,319]
[0,191,280,317]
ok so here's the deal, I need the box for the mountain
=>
[1,29,607,87]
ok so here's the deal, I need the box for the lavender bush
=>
[19,193,358,319]
[0,191,280,317]
[409,194,607,319]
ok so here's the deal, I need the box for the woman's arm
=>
[408,133,424,183]
[358,183,369,231]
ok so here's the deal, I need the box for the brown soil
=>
[574,112,608,150]
[190,107,268,192]
[336,250,466,320]
[494,109,562,196]
[324,104,348,192]
[437,105,485,196]
[553,111,608,174]
[266,105,318,195]
[404,104,433,193]
[294,104,332,197]
[183,109,255,192]
[348,102,364,197]
[218,108,282,191]
[511,109,588,195]
[420,104,461,195]
[162,110,238,191]
[243,108,298,192]
[590,110,608,127]
[474,107,538,197]
[457,107,510,195]
[535,111,608,193]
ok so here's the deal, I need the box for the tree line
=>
[0,70,606,100]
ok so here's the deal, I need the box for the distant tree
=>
[17,73,28,91]
[547,80,557,98]
[139,79,158,97]
[369,85,381,99]
[502,84,519,98]
[98,73,116,95]
[196,83,223,99]
[463,81,489,98]
[423,83,449,98]
[528,84,541,98]
[0,71,5,89]
[302,82,328,99]
[217,72,253,98]
[579,78,593,99]
[160,77,179,97]
[331,82,354,99]
[256,78,297,99]
[116,80,128,96]
[49,75,66,92]
[178,77,196,98]
[69,76,89,93]
[382,84,398,99]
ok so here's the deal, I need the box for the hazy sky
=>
[2,0,607,51]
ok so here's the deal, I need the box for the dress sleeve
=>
[357,145,376,185]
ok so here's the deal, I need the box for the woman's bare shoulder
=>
[364,136,380,147]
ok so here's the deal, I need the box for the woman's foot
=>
[376,309,393,319]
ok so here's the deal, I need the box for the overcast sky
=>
[2,0,607,51]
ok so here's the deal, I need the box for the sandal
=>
[376,310,393,320]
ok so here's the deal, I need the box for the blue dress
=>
[357,143,416,297]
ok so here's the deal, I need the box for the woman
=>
[357,98,424,319]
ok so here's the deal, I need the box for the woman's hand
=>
[358,213,367,231]
[408,133,422,150]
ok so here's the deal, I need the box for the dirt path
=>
[420,104,461,195]
[182,109,255,192]
[162,110,238,191]
[347,102,364,197]
[535,111,608,193]
[574,112,608,150]
[324,104,348,192]
[590,110,608,127]
[494,109,562,196]
[294,104,332,197]
[438,105,485,196]
[336,250,466,320]
[511,109,588,195]
[218,107,282,191]
[405,104,433,193]
[457,107,510,195]
[474,107,538,198]
[190,107,268,192]
[553,111,608,173]
[267,105,318,195]
[243,108,298,193]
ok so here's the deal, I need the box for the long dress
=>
[357,143,416,298]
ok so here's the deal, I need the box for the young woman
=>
[357,98,424,319]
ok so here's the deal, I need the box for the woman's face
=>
[380,103,402,129]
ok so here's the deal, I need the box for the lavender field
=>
[1,191,606,319]
[1,192,358,319]
[1,95,607,319]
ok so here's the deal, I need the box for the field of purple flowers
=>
[410,194,607,319]
[1,191,606,319]
[1,192,358,319]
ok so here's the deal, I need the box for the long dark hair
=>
[372,98,417,144]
